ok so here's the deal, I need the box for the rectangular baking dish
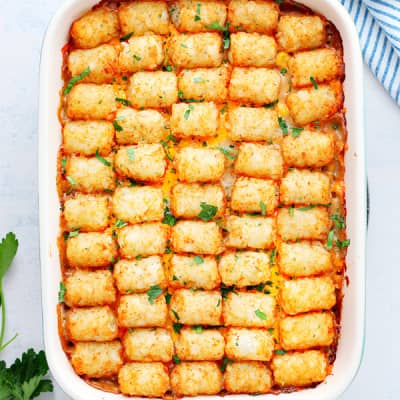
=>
[38,0,366,399]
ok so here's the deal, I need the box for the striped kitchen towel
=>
[340,0,400,104]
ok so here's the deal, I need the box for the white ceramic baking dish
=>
[38,0,366,398]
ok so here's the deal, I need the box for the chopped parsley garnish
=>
[163,199,177,226]
[278,117,289,135]
[263,99,279,109]
[255,309,267,320]
[173,323,182,334]
[133,54,142,61]
[135,255,142,260]
[280,67,287,75]
[204,21,230,48]
[260,201,267,216]
[275,349,287,355]
[115,97,131,106]
[336,239,350,249]
[198,202,218,221]
[298,205,316,211]
[66,175,76,186]
[193,77,205,83]
[310,76,318,90]
[330,214,345,229]
[269,248,276,265]
[172,274,179,281]
[171,309,180,321]
[63,67,90,95]
[180,43,188,48]
[165,245,173,254]
[218,146,237,160]
[275,0,283,4]
[173,355,181,364]
[68,229,80,238]
[184,104,194,120]
[221,284,236,300]
[289,206,294,216]
[95,149,111,166]
[192,326,203,333]
[61,157,67,174]
[194,3,201,21]
[58,282,66,303]
[164,65,173,72]
[193,255,204,264]
[333,122,340,130]
[220,357,233,372]
[127,148,135,161]
[115,219,128,228]
[165,292,172,304]
[326,229,335,250]
[291,127,304,137]
[120,32,133,41]
[220,104,228,114]
[113,120,123,132]
[147,285,163,304]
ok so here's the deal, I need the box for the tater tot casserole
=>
[57,0,349,396]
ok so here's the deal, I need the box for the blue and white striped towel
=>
[340,0,400,104]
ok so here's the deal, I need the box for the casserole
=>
[38,0,366,399]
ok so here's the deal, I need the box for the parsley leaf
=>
[204,21,227,30]
[221,284,236,300]
[263,99,278,109]
[63,67,90,95]
[192,326,203,333]
[184,104,194,120]
[193,256,204,264]
[194,3,201,21]
[171,309,180,321]
[280,67,287,75]
[127,148,135,161]
[255,309,267,320]
[68,229,80,238]
[218,146,237,160]
[113,120,123,132]
[291,127,304,137]
[120,32,133,41]
[278,117,289,135]
[330,214,345,229]
[336,239,350,249]
[275,349,287,355]
[173,323,182,334]
[220,356,233,372]
[269,248,276,265]
[95,149,111,166]
[115,97,131,106]
[260,201,266,216]
[133,54,142,61]
[173,355,181,364]
[193,77,205,83]
[198,203,218,221]
[58,282,66,303]
[162,200,177,226]
[0,349,53,399]
[66,175,76,187]
[115,219,128,229]
[310,76,319,89]
[298,205,316,211]
[165,292,172,305]
[326,229,335,250]
[0,232,19,351]
[147,285,163,304]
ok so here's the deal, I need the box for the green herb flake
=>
[220,357,233,372]
[220,104,228,114]
[260,201,267,216]
[61,156,67,174]
[68,229,80,238]
[275,0,283,4]
[291,127,304,137]
[193,255,204,265]
[58,282,66,303]
[135,255,142,260]
[310,76,318,90]
[180,43,188,48]
[269,248,276,265]
[204,21,227,30]
[192,325,203,333]
[171,309,180,321]
[184,104,194,120]
[221,284,236,300]
[218,146,237,160]
[63,67,90,95]
[115,219,128,229]
[127,148,135,161]
[95,149,111,166]
[120,32,133,41]
[255,309,267,320]
[263,99,279,109]
[133,54,142,61]
[163,201,177,226]
[115,97,131,106]
[336,239,350,249]
[173,354,181,364]
[113,120,123,132]
[326,229,335,250]
[194,3,201,21]
[66,175,76,187]
[173,323,182,334]
[275,349,287,355]
[278,117,289,135]
[298,205,316,211]
[280,67,287,75]
[165,246,173,254]
[172,274,179,281]
[165,292,172,304]
[198,202,218,221]
[147,285,163,304]
[289,206,294,216]
[330,214,345,229]
[164,65,173,72]
[193,77,205,83]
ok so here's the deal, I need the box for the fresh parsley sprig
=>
[63,67,90,95]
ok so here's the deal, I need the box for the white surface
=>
[0,1,397,399]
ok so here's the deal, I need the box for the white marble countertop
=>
[0,1,398,399]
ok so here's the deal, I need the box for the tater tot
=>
[170,0,227,33]
[280,169,331,205]
[228,0,279,34]
[171,362,223,395]
[170,289,222,325]
[67,44,118,84]
[119,1,170,35]
[171,102,219,138]
[64,194,110,232]
[119,35,164,72]
[66,84,117,120]
[66,306,118,341]
[118,294,167,327]
[228,107,280,142]
[115,108,168,145]
[112,186,164,223]
[66,156,115,193]
[218,251,270,287]
[223,292,276,328]
[178,67,228,102]
[271,350,328,387]
[225,362,272,393]
[225,216,275,249]
[289,48,343,87]
[71,7,119,49]
[171,183,225,218]
[279,241,333,277]
[127,72,178,108]
[277,207,331,241]
[287,81,343,126]
[113,256,166,294]
[175,328,225,360]
[71,341,123,378]
[231,177,278,214]
[234,143,283,180]
[280,312,335,350]
[229,33,277,67]
[169,254,220,289]
[229,68,280,105]
[63,121,114,156]
[171,221,223,254]
[66,231,117,268]
[119,362,170,397]
[225,328,274,361]
[282,130,335,168]
[64,270,116,307]
[115,144,166,182]
[280,276,336,315]
[175,147,225,183]
[123,328,173,361]
[169,33,223,68]
[277,15,325,52]
[117,223,168,258]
